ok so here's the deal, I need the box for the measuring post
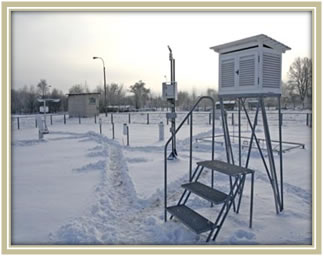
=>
[79,115,81,124]
[112,123,115,139]
[127,126,130,146]
[209,112,211,125]
[35,118,37,128]
[147,113,150,124]
[128,113,131,124]
[232,113,234,126]
[17,117,20,130]
[64,114,66,124]
[94,115,97,124]
[50,115,53,125]
[162,45,178,160]
[111,113,114,124]
[99,118,102,134]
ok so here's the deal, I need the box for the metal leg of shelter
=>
[189,113,193,180]
[278,96,284,211]
[236,99,259,214]
[260,97,281,214]
[249,172,254,228]
[244,100,260,168]
[241,100,272,184]
[238,98,241,167]
[220,98,237,212]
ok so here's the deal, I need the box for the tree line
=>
[11,57,312,114]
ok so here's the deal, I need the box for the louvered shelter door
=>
[237,52,259,91]
[219,55,236,93]
[262,49,282,89]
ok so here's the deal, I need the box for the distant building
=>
[106,105,136,112]
[67,93,100,117]
[215,100,236,110]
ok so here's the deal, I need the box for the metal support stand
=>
[167,46,177,160]
[219,95,283,215]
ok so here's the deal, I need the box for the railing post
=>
[50,115,53,125]
[127,125,129,146]
[17,117,20,130]
[64,114,66,124]
[128,113,131,124]
[147,113,149,124]
[310,113,312,128]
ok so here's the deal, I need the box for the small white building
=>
[210,34,291,97]
[68,93,100,117]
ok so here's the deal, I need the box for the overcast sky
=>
[12,11,311,95]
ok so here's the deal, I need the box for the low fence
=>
[11,111,312,130]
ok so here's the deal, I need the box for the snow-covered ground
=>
[11,112,312,245]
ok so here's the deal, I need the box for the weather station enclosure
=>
[210,34,291,215]
[211,34,291,97]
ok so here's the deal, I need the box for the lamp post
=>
[93,56,107,117]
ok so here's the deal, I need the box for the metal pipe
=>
[260,98,281,214]
[244,100,260,168]
[241,99,272,182]
[250,172,254,228]
[278,96,284,211]
[189,113,193,180]
[127,126,129,146]
[220,98,230,163]
[238,98,241,167]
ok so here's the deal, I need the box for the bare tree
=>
[68,84,90,94]
[107,83,125,107]
[129,80,150,109]
[288,57,312,108]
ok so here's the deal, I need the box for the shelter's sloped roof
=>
[210,34,291,53]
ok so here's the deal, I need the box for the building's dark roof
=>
[67,92,101,96]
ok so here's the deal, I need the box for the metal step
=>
[166,205,215,234]
[181,182,228,205]
[198,160,254,176]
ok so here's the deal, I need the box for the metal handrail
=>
[164,96,216,221]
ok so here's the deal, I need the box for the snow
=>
[10,112,312,245]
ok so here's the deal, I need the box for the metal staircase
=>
[164,97,255,242]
